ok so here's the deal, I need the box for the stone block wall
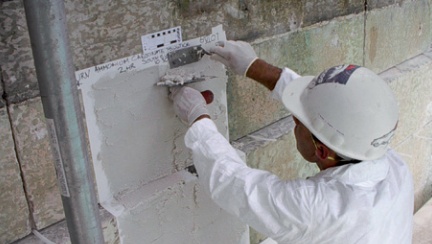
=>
[9,98,65,229]
[365,1,431,72]
[1,0,431,243]
[385,52,432,212]
[0,107,31,243]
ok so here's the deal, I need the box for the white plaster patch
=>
[10,75,17,84]
[76,25,228,204]
[76,26,249,244]
[32,124,48,140]
[331,35,339,47]
[289,14,300,31]
[157,69,214,87]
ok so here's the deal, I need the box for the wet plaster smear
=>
[77,26,248,243]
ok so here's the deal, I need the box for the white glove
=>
[169,87,210,126]
[209,40,258,76]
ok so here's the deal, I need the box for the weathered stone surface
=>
[64,0,365,69]
[2,0,365,105]
[9,97,65,230]
[1,0,429,105]
[0,106,31,244]
[178,0,364,41]
[228,14,364,140]
[0,0,39,104]
[385,56,432,146]
[425,43,432,60]
[367,0,405,10]
[385,54,432,212]
[393,127,432,212]
[365,0,432,73]
[64,0,229,71]
[16,207,120,244]
[413,197,432,244]
[0,71,5,108]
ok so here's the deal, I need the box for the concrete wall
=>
[1,0,431,243]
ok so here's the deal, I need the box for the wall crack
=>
[362,0,368,66]
[0,66,37,230]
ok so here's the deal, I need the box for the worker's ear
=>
[314,142,332,161]
[313,141,339,170]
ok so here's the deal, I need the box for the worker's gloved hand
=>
[169,87,210,126]
[209,40,258,76]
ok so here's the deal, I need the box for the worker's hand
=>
[169,87,210,125]
[209,40,258,76]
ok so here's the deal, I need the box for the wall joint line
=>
[0,65,37,230]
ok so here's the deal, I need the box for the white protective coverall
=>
[184,68,414,244]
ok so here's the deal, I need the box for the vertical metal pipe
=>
[23,0,104,243]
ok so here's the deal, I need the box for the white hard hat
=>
[281,64,399,161]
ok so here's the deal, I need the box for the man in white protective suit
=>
[169,40,414,244]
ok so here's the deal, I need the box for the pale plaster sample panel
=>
[78,26,228,202]
[78,26,248,243]
[116,171,249,243]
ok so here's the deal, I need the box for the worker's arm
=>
[209,40,301,96]
[169,87,312,241]
[245,58,282,90]
[185,118,311,241]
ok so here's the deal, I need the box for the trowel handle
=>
[200,90,214,104]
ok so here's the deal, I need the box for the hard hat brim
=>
[280,76,315,126]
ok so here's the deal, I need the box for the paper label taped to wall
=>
[141,26,182,53]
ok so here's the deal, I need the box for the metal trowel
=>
[157,45,216,87]
[156,74,217,87]
[167,45,211,69]
[159,45,216,103]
